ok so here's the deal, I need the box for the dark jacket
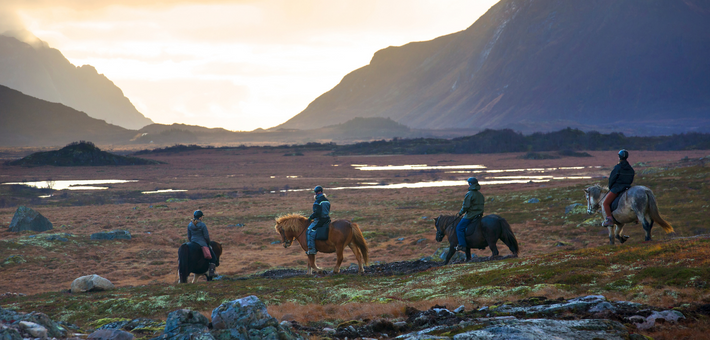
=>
[188,219,210,247]
[458,183,485,219]
[609,160,635,194]
[309,193,331,221]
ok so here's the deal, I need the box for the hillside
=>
[7,141,161,166]
[279,0,710,135]
[0,31,152,130]
[0,85,138,147]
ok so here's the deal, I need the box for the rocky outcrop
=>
[0,307,66,339]
[71,274,115,293]
[8,206,52,232]
[91,230,132,241]
[211,296,301,340]
[87,329,135,340]
[158,309,213,340]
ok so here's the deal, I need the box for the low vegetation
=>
[8,141,161,167]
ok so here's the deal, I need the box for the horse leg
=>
[465,247,472,262]
[641,212,654,241]
[608,226,615,245]
[615,224,629,244]
[444,245,456,265]
[348,243,364,274]
[333,246,344,274]
[307,254,314,275]
[487,234,500,259]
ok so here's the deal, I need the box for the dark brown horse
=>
[176,241,222,283]
[434,214,519,264]
[274,214,368,275]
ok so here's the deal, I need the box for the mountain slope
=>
[0,32,153,130]
[279,0,710,135]
[0,85,135,146]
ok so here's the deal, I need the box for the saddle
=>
[314,219,331,240]
[186,242,211,259]
[464,215,483,237]
[611,186,630,212]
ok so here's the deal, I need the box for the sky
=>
[1,0,500,131]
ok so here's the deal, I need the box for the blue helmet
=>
[467,177,478,185]
[193,210,204,219]
[618,149,629,160]
[314,185,323,193]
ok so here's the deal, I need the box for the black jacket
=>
[609,160,635,194]
[309,193,330,221]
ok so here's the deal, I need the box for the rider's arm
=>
[187,224,192,241]
[458,193,471,216]
[202,224,211,244]
[608,165,620,189]
[309,202,321,220]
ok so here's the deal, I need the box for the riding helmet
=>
[313,185,323,193]
[193,210,204,219]
[618,149,629,160]
[467,177,478,185]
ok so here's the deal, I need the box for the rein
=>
[438,216,459,238]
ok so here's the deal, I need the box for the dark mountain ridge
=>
[279,0,710,135]
[0,31,153,130]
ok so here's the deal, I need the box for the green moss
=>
[638,267,710,287]
[89,318,131,328]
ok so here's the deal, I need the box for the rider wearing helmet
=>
[306,185,331,255]
[455,177,485,252]
[602,150,635,227]
[188,210,217,277]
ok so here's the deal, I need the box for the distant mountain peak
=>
[1,29,49,49]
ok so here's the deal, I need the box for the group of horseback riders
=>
[186,149,635,274]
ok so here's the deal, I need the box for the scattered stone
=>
[565,203,585,214]
[19,321,47,339]
[210,295,302,340]
[227,224,245,227]
[589,301,617,313]
[455,319,629,340]
[0,292,26,299]
[1,255,26,267]
[323,327,335,334]
[280,321,292,328]
[91,230,131,241]
[8,206,53,232]
[454,305,465,313]
[0,327,22,340]
[87,329,135,340]
[415,238,427,244]
[632,310,685,330]
[71,274,115,293]
[45,234,69,242]
[397,238,405,241]
[495,295,608,314]
[270,240,281,244]
[158,309,212,340]
[526,198,540,204]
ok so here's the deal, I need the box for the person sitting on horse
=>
[602,149,635,227]
[306,185,331,255]
[188,210,217,277]
[455,177,485,252]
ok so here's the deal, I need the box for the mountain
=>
[0,31,153,130]
[279,0,710,135]
[8,141,161,166]
[0,85,135,146]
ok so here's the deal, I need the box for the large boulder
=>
[71,274,115,293]
[160,309,213,340]
[8,206,52,232]
[0,307,65,339]
[210,296,301,340]
[87,329,135,340]
[453,319,629,340]
[91,230,131,241]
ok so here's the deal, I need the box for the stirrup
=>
[601,217,615,227]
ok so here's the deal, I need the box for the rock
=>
[526,198,540,204]
[210,295,301,340]
[632,310,685,330]
[270,240,281,244]
[71,274,115,293]
[454,319,629,340]
[322,327,335,334]
[565,203,585,214]
[1,255,26,266]
[397,238,405,241]
[589,302,617,313]
[454,305,465,313]
[87,329,135,340]
[91,230,132,240]
[438,250,466,262]
[0,327,22,340]
[495,295,608,314]
[161,309,213,340]
[415,238,427,244]
[8,206,53,232]
[19,321,47,339]
[279,321,292,328]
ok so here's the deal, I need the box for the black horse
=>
[434,214,519,265]
[177,241,222,283]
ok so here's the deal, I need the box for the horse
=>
[176,241,222,283]
[584,184,674,245]
[434,214,519,265]
[274,214,369,275]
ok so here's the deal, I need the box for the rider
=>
[188,210,217,277]
[602,149,635,227]
[306,185,331,255]
[455,177,485,252]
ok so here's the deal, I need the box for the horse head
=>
[584,185,603,215]
[434,215,446,242]
[274,214,307,249]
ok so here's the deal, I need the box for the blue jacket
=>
[309,193,330,221]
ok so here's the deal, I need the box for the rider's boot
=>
[455,245,465,252]
[601,216,615,227]
[208,263,216,277]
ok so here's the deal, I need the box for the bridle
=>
[436,217,457,241]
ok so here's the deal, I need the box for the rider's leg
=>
[602,192,617,227]
[455,218,471,251]
[207,247,217,277]
[306,219,318,255]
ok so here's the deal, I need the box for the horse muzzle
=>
[283,240,292,248]
[435,232,444,242]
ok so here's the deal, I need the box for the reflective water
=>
[141,189,188,194]
[354,164,486,171]
[2,179,138,191]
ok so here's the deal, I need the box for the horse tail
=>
[350,222,369,265]
[499,217,519,255]
[647,192,674,233]
[178,244,189,283]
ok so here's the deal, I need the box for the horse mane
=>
[587,184,609,199]
[437,215,459,231]
[274,214,308,233]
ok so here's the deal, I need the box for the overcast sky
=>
[2,0,499,131]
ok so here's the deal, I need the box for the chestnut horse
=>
[274,214,368,275]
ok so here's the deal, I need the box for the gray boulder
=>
[160,309,213,340]
[0,327,22,340]
[87,329,135,340]
[19,321,47,339]
[453,319,629,340]
[8,206,53,232]
[71,274,115,293]
[526,198,540,204]
[91,230,131,240]
[565,203,585,214]
[211,296,302,340]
